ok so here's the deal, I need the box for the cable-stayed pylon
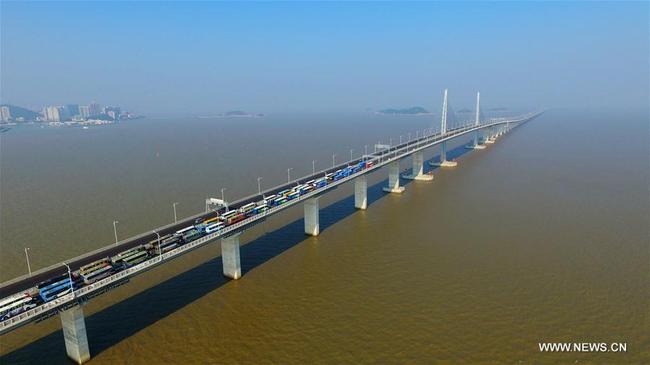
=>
[466,92,486,150]
[429,89,458,167]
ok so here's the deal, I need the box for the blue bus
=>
[38,275,74,302]
[314,178,328,188]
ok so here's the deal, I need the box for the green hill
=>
[1,104,40,120]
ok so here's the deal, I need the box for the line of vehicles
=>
[0,159,375,323]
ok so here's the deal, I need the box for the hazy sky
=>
[1,1,648,115]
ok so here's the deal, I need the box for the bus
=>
[239,203,257,216]
[0,293,36,321]
[181,228,202,242]
[314,178,328,188]
[271,196,287,206]
[287,190,300,200]
[333,170,345,181]
[205,222,225,234]
[300,184,314,193]
[263,194,277,204]
[112,246,149,268]
[79,258,113,284]
[194,223,208,234]
[277,189,291,197]
[253,203,268,214]
[149,234,180,254]
[203,216,221,225]
[222,210,245,225]
[37,274,74,302]
[175,227,193,236]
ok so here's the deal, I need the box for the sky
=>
[1,1,648,115]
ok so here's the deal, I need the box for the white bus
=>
[80,258,113,284]
[205,222,225,234]
[239,203,257,214]
[0,293,35,320]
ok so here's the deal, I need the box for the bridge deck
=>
[0,113,541,335]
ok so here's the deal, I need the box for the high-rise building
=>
[0,106,11,122]
[79,105,90,118]
[44,106,61,122]
[58,106,71,121]
[66,104,80,117]
[89,102,102,116]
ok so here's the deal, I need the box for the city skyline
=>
[1,2,648,115]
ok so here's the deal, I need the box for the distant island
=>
[199,110,265,119]
[376,106,432,115]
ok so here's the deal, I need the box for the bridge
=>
[0,90,542,364]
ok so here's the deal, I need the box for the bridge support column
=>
[304,197,320,236]
[485,127,495,144]
[221,233,241,279]
[403,151,433,180]
[430,141,458,167]
[354,175,367,209]
[60,305,90,364]
[466,130,486,150]
[383,160,405,193]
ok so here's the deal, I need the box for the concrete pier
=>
[304,197,320,236]
[485,128,495,144]
[221,233,241,279]
[60,305,90,364]
[403,151,433,180]
[466,131,486,150]
[383,160,405,193]
[429,141,458,167]
[354,175,367,210]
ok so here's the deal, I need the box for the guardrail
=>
[0,115,539,335]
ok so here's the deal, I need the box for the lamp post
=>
[350,149,354,161]
[24,248,32,276]
[312,160,316,174]
[172,202,179,223]
[153,230,162,258]
[287,168,293,183]
[332,154,336,167]
[113,220,119,245]
[62,262,74,297]
[220,188,228,211]
[257,177,263,195]
[400,135,403,144]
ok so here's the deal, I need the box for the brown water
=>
[0,109,648,364]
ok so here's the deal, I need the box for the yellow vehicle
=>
[204,216,220,224]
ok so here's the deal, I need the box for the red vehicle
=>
[222,210,246,225]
